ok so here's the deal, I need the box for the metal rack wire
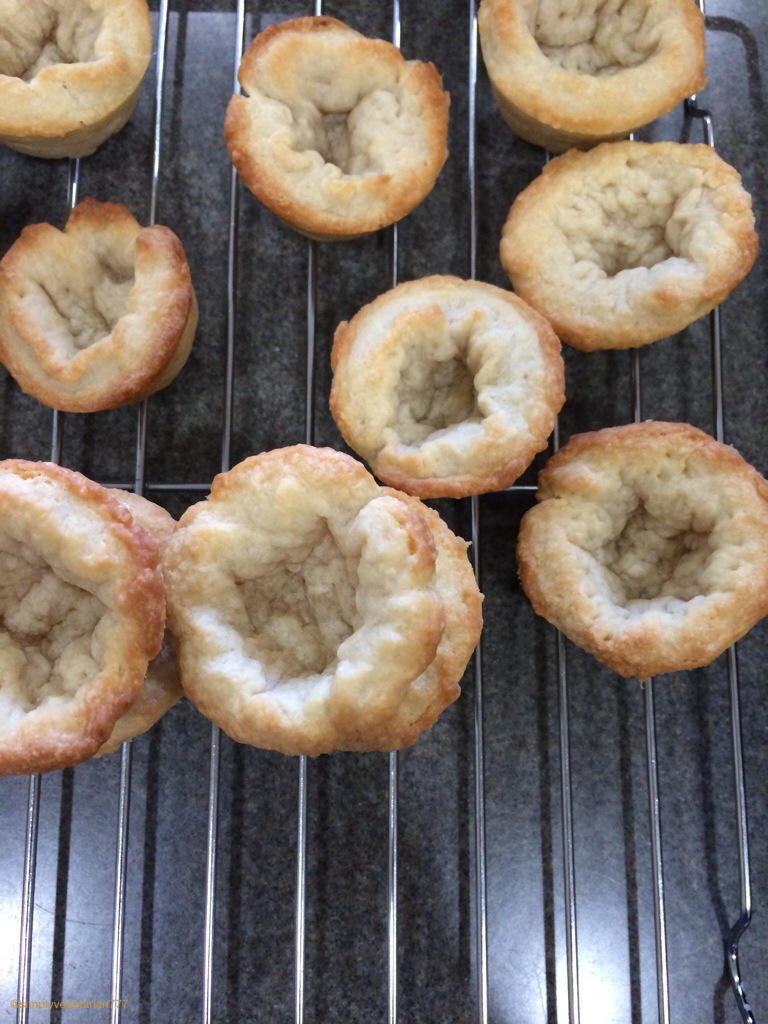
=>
[14,2,172,1020]
[16,161,82,1024]
[10,2,759,1023]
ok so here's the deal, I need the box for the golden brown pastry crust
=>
[163,446,482,755]
[478,0,706,152]
[518,422,768,679]
[224,16,449,241]
[500,142,758,350]
[330,276,564,497]
[97,490,181,756]
[0,0,152,158]
[0,198,198,412]
[374,493,482,747]
[0,461,164,775]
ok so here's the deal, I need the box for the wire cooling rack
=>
[3,2,765,1023]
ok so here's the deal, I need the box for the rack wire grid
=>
[0,1,766,1022]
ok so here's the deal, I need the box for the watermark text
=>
[10,1000,128,1011]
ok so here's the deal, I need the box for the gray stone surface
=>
[0,2,766,1022]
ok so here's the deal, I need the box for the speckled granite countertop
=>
[0,2,766,1022]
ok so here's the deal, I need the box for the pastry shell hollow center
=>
[0,1,104,80]
[0,460,165,775]
[0,197,198,412]
[0,547,108,715]
[517,422,768,679]
[165,448,443,696]
[0,0,153,158]
[528,0,660,76]
[478,0,707,151]
[500,141,758,350]
[224,16,450,240]
[163,446,482,755]
[330,276,565,498]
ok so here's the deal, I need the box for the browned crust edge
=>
[330,276,565,497]
[372,491,483,748]
[517,422,768,679]
[478,0,707,151]
[0,0,153,157]
[500,142,759,350]
[165,446,481,754]
[223,16,450,240]
[0,198,198,411]
[0,461,165,774]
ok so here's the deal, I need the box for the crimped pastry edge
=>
[330,275,564,497]
[164,446,480,754]
[0,197,198,412]
[0,461,165,774]
[0,0,153,158]
[478,0,707,152]
[96,490,182,756]
[500,142,758,350]
[223,16,449,240]
[517,422,768,679]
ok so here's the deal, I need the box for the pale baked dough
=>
[97,490,181,756]
[0,461,164,775]
[518,423,768,680]
[478,0,706,152]
[163,446,482,756]
[374,491,483,748]
[224,16,450,241]
[330,276,564,497]
[0,0,152,158]
[500,142,758,350]
[0,198,198,412]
